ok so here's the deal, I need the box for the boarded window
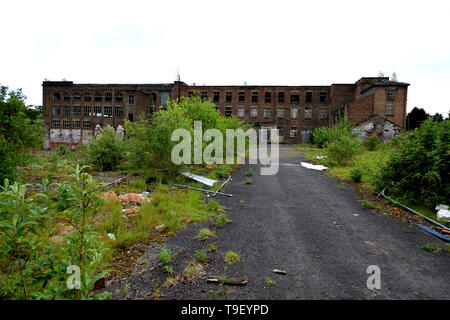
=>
[252,92,258,103]
[291,107,298,119]
[238,108,245,117]
[251,108,258,118]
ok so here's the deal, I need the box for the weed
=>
[246,168,253,177]
[337,184,345,190]
[209,243,217,252]
[265,277,276,286]
[246,178,252,184]
[163,265,175,276]
[194,228,215,241]
[158,246,172,265]
[214,212,231,228]
[182,260,204,280]
[418,243,442,253]
[195,250,208,262]
[239,199,245,206]
[224,251,240,264]
[124,284,130,294]
[350,167,363,183]
[360,200,376,210]
[214,289,224,298]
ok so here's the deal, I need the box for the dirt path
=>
[106,146,449,300]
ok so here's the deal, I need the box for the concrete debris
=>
[206,276,248,286]
[182,172,217,187]
[300,162,328,171]
[120,193,144,204]
[123,206,140,217]
[102,191,119,202]
[313,155,327,160]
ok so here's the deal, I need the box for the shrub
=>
[214,212,231,228]
[375,119,450,208]
[350,167,363,183]
[0,140,18,185]
[312,114,354,147]
[224,251,240,264]
[85,126,123,171]
[363,135,381,151]
[326,136,362,166]
[158,246,172,265]
[195,250,207,262]
[194,228,215,241]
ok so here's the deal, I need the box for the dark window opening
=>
[238,92,245,102]
[62,106,71,117]
[128,113,134,122]
[278,92,285,103]
[84,93,91,101]
[226,92,232,102]
[319,92,327,103]
[94,93,102,102]
[63,92,70,101]
[187,91,194,98]
[290,94,300,103]
[53,92,61,101]
[115,92,123,102]
[213,91,220,102]
[225,107,232,117]
[265,92,272,103]
[105,92,112,102]
[252,92,258,103]
[74,92,81,101]
[83,106,91,117]
[305,92,312,103]
[201,91,208,100]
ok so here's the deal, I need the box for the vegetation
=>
[265,277,276,286]
[85,127,124,172]
[158,246,172,265]
[194,228,215,241]
[224,250,240,264]
[311,115,354,148]
[194,250,208,263]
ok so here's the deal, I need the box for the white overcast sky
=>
[1,0,449,115]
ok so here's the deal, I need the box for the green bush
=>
[326,136,362,166]
[0,140,18,185]
[375,118,450,208]
[312,114,354,147]
[350,167,363,183]
[363,135,381,151]
[85,126,123,171]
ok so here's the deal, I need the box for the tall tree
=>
[406,107,430,130]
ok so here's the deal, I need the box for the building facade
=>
[42,77,409,147]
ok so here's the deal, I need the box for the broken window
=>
[83,106,91,117]
[82,120,91,128]
[290,94,300,104]
[264,108,270,118]
[238,107,245,118]
[62,120,70,128]
[128,95,134,104]
[53,92,61,101]
[63,92,71,101]
[114,106,124,117]
[265,92,272,103]
[385,101,394,116]
[93,106,102,117]
[52,106,61,116]
[115,92,123,102]
[305,106,312,119]
[73,120,81,128]
[252,92,258,103]
[105,92,112,102]
[386,90,395,99]
[187,91,194,98]
[277,126,284,137]
[213,91,220,102]
[319,92,327,103]
[104,106,112,117]
[277,108,284,118]
[72,106,81,116]
[94,92,102,102]
[62,106,71,117]
[239,92,245,102]
[84,92,91,101]
[52,120,60,128]
[278,92,285,103]
[291,107,298,119]
[225,107,232,117]
[290,127,298,137]
[305,92,312,103]
[201,91,208,100]
[74,92,81,101]
[251,108,258,118]
[226,92,232,102]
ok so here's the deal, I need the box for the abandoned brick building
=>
[42,76,409,147]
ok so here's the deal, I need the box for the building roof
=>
[361,79,410,93]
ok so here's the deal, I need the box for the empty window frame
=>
[52,106,61,116]
[73,120,81,128]
[84,92,91,101]
[251,108,258,118]
[386,90,395,99]
[105,92,112,102]
[277,108,284,118]
[74,92,81,101]
[278,92,285,103]
[62,106,71,117]
[93,106,102,117]
[72,106,81,116]
[213,91,220,102]
[291,107,298,119]
[251,92,258,103]
[319,92,327,103]
[238,92,245,103]
[201,91,208,100]
[290,94,300,104]
[128,95,134,104]
[63,92,71,101]
[52,120,60,128]
[277,126,284,137]
[305,106,312,119]
[305,92,313,104]
[385,101,394,116]
[62,120,70,128]
[290,127,298,137]
[53,92,61,101]
[115,92,123,102]
[187,91,194,98]
[237,107,245,118]
[104,106,112,117]
[225,107,232,117]
[114,106,124,117]
[264,92,272,103]
[94,92,102,102]
[83,106,91,117]
[225,92,232,102]
[264,108,270,118]
[82,120,91,128]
